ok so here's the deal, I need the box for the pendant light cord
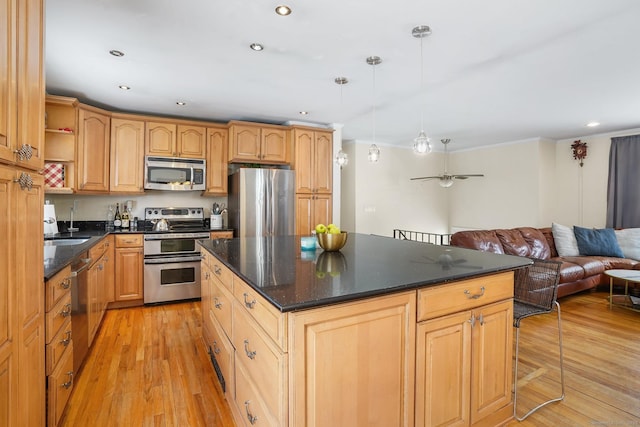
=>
[420,34,424,132]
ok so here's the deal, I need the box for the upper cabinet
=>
[146,122,205,158]
[44,96,78,193]
[0,0,45,171]
[76,105,110,193]
[293,127,333,194]
[204,126,228,195]
[110,116,144,193]
[228,122,289,164]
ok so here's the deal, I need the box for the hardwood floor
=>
[61,291,640,426]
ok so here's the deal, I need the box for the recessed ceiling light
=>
[275,5,291,16]
[118,85,130,90]
[586,121,600,127]
[334,77,349,85]
[299,111,309,115]
[250,43,264,51]
[176,101,186,106]
[109,50,124,57]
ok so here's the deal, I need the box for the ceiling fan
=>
[410,139,484,187]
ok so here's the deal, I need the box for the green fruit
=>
[315,271,326,279]
[315,224,327,234]
[328,225,341,234]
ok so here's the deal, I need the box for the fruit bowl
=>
[316,232,348,252]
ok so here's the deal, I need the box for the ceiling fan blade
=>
[410,176,442,181]
[453,174,484,180]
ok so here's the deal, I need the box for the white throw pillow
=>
[614,228,640,260]
[551,222,580,257]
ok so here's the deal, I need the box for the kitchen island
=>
[199,234,531,427]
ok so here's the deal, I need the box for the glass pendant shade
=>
[413,131,432,154]
[335,149,348,168]
[368,144,380,163]
[439,177,454,188]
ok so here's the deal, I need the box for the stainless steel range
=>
[143,207,210,304]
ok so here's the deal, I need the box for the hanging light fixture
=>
[367,56,382,163]
[334,77,349,169]
[412,25,432,155]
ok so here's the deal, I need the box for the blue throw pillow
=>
[573,226,624,258]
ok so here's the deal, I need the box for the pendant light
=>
[334,77,349,169]
[367,56,381,163]
[412,25,432,155]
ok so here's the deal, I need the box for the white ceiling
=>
[45,0,640,151]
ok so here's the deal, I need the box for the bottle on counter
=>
[106,205,115,231]
[113,203,122,230]
[121,204,130,230]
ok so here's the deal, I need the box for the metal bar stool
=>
[513,259,565,421]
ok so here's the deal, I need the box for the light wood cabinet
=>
[77,106,110,193]
[87,238,110,346]
[44,96,78,193]
[211,231,233,240]
[415,274,514,427]
[146,122,206,158]
[0,0,45,171]
[228,122,289,164]
[110,117,144,193]
[290,291,416,427]
[295,193,332,236]
[293,127,333,194]
[204,127,228,195]
[103,235,115,303]
[114,234,144,301]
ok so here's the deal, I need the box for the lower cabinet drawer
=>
[45,292,72,343]
[232,302,287,425]
[209,314,234,397]
[45,318,72,376]
[235,359,281,427]
[47,343,74,427]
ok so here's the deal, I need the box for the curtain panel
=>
[606,135,640,228]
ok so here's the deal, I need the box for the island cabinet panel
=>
[416,275,514,427]
[289,291,416,427]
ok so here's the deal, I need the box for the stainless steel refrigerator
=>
[228,168,295,237]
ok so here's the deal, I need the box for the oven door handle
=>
[144,255,203,264]
[144,234,210,241]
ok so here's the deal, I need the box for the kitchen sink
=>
[44,238,90,246]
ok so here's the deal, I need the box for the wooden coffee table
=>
[605,269,640,312]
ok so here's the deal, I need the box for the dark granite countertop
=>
[199,233,532,312]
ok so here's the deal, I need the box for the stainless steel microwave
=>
[144,156,206,191]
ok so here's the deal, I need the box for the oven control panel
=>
[145,207,204,220]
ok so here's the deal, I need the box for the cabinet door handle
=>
[13,144,33,160]
[213,340,221,355]
[243,293,256,309]
[214,297,222,310]
[60,278,71,290]
[244,400,258,425]
[478,313,484,326]
[463,286,485,300]
[204,271,210,280]
[61,371,74,389]
[469,313,476,327]
[214,265,222,275]
[60,304,72,318]
[243,339,256,360]
[13,172,33,190]
[60,330,72,347]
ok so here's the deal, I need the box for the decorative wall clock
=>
[571,140,588,167]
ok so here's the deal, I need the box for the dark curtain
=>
[606,135,640,228]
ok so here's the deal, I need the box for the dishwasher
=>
[70,253,92,373]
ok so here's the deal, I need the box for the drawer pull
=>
[244,339,256,360]
[214,297,222,309]
[464,286,485,300]
[213,340,221,355]
[60,304,72,318]
[60,330,72,347]
[61,371,74,389]
[478,313,485,326]
[214,265,222,275]
[244,400,258,425]
[469,313,476,327]
[60,278,71,290]
[243,293,256,309]
[204,271,210,280]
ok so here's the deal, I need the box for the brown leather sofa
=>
[450,227,640,298]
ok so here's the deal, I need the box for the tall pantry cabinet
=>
[0,0,46,425]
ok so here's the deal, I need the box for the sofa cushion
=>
[552,222,580,257]
[449,230,505,254]
[614,228,640,260]
[495,229,530,257]
[573,226,624,258]
[561,256,606,276]
[518,227,551,260]
[549,258,585,282]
